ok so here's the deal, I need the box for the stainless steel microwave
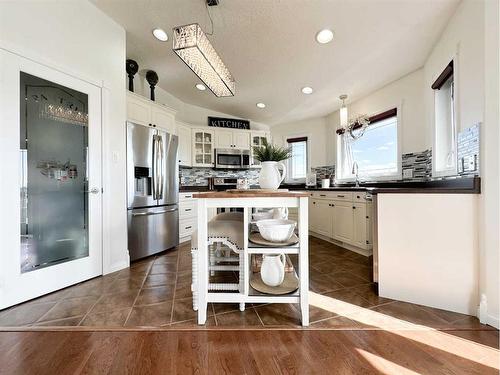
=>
[214,148,251,169]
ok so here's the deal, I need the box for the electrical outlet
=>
[403,169,413,179]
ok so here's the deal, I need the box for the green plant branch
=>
[253,139,292,162]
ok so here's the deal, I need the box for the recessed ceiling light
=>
[256,102,266,109]
[316,29,334,44]
[195,83,206,91]
[301,86,313,95]
[152,28,168,42]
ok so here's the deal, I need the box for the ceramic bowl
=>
[252,211,274,221]
[256,219,296,242]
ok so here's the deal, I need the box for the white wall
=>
[479,0,499,328]
[133,75,270,131]
[0,0,128,274]
[270,117,329,168]
[423,0,485,139]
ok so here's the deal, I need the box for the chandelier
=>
[172,23,235,97]
[41,103,88,126]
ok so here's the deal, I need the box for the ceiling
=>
[92,0,459,126]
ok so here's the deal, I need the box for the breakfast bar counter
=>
[193,191,310,326]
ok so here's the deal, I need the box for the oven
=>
[214,148,250,169]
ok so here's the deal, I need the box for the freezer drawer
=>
[127,205,179,261]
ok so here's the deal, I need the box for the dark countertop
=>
[180,176,480,195]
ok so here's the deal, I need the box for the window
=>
[287,136,308,182]
[337,109,399,181]
[432,60,456,176]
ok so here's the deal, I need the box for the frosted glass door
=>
[0,49,102,309]
[20,72,90,272]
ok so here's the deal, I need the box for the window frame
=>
[283,133,310,183]
[336,103,402,183]
[432,55,458,178]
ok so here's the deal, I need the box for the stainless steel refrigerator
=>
[127,121,179,261]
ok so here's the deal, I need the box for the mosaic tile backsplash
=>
[180,167,260,186]
[457,123,480,175]
[402,149,432,181]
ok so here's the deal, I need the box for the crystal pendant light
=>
[339,94,348,128]
[172,23,235,97]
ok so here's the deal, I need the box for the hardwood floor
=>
[0,237,494,331]
[0,237,498,374]
[0,330,497,374]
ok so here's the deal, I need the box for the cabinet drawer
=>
[331,192,353,201]
[179,218,196,238]
[179,200,197,219]
[310,191,334,200]
[180,192,196,201]
[353,192,367,202]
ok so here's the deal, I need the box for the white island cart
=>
[193,191,310,326]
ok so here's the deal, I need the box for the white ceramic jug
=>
[258,161,286,190]
[272,207,289,220]
[260,254,286,287]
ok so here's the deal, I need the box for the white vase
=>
[258,161,286,190]
[260,254,286,287]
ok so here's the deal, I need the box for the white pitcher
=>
[260,254,286,287]
[258,161,286,190]
[272,207,289,220]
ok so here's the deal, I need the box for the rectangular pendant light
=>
[172,23,235,97]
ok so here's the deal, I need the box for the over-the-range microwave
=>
[214,148,251,169]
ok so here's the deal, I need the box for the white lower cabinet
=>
[310,199,333,237]
[352,203,367,248]
[331,201,354,243]
[179,192,216,243]
[309,191,373,252]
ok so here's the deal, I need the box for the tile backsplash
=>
[180,167,260,186]
[457,123,480,175]
[402,149,432,181]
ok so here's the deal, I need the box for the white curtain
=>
[338,133,354,180]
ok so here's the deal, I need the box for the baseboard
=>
[104,256,130,275]
[477,293,499,329]
[309,231,373,257]
[180,236,191,244]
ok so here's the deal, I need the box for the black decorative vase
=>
[126,59,139,92]
[146,70,159,101]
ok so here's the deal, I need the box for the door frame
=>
[0,48,104,309]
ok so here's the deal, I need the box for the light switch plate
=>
[403,169,413,179]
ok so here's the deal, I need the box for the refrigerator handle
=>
[158,135,164,200]
[152,135,158,200]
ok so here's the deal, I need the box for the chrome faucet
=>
[352,161,360,187]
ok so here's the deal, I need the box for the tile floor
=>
[0,237,496,336]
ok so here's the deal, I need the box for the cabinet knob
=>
[353,206,356,209]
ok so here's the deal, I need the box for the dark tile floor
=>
[0,237,496,335]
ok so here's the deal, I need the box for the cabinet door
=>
[331,201,354,243]
[127,94,151,126]
[215,129,233,148]
[250,131,270,167]
[151,106,175,133]
[352,203,367,248]
[177,124,192,166]
[192,129,214,167]
[310,199,333,237]
[233,131,250,149]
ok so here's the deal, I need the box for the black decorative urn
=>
[146,70,159,101]
[125,59,139,92]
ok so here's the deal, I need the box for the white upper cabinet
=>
[215,129,250,149]
[126,93,150,126]
[233,131,251,149]
[151,106,175,134]
[215,129,234,149]
[126,92,176,133]
[192,128,215,167]
[177,122,192,167]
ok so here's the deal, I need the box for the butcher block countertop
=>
[193,190,310,198]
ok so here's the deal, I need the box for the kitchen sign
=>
[208,116,250,130]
